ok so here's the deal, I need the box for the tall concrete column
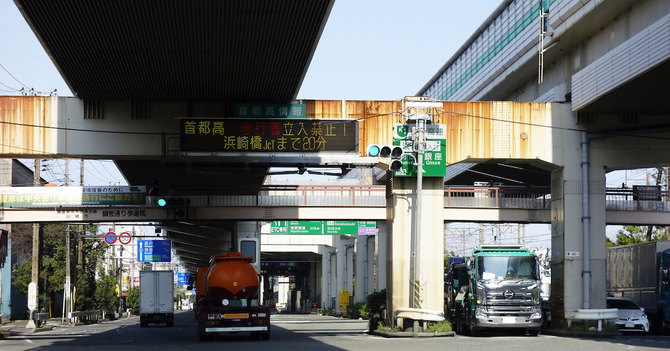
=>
[549,106,608,327]
[386,177,444,327]
[235,221,260,242]
[355,234,374,303]
[376,223,387,292]
[353,237,363,304]
[320,247,337,310]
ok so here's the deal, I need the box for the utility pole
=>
[65,225,71,323]
[78,159,84,265]
[27,160,41,328]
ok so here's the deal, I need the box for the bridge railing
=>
[185,185,670,211]
[444,186,551,209]
[605,187,670,211]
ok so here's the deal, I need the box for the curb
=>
[371,330,454,338]
[541,329,622,338]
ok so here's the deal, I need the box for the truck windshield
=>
[477,256,537,280]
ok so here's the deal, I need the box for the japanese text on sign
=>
[0,186,146,207]
[234,103,306,118]
[179,119,358,153]
[270,221,376,235]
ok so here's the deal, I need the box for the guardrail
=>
[565,308,618,331]
[68,310,100,324]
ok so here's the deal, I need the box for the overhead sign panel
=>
[234,103,306,118]
[393,123,446,178]
[179,119,358,153]
[270,221,376,235]
[137,240,172,262]
[176,272,192,285]
[0,186,146,207]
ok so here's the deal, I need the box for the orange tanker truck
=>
[194,252,271,341]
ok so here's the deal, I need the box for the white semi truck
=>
[140,270,175,327]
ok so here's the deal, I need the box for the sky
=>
[0,0,652,247]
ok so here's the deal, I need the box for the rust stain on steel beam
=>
[1,97,550,162]
[0,96,55,156]
[304,100,550,161]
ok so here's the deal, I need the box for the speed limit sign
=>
[119,232,132,245]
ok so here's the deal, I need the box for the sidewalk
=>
[0,314,132,338]
[0,318,66,338]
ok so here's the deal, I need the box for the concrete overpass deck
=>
[2,185,667,226]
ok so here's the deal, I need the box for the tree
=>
[126,287,140,310]
[93,267,119,312]
[11,223,105,311]
[609,225,665,247]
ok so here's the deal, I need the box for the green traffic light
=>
[368,145,381,157]
[157,198,167,207]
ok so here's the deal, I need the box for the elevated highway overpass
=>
[2,0,670,330]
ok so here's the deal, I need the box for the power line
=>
[0,62,29,88]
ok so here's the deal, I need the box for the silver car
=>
[606,297,649,333]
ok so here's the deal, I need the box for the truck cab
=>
[447,245,542,336]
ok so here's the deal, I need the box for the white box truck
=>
[140,270,175,327]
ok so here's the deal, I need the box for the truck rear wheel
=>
[653,312,666,334]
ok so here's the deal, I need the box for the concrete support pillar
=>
[376,223,387,292]
[320,248,337,310]
[355,234,375,303]
[235,221,260,242]
[335,241,345,312]
[337,236,355,312]
[550,116,608,328]
[354,236,364,304]
[386,177,444,327]
[310,260,319,306]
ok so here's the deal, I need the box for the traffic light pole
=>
[411,117,425,332]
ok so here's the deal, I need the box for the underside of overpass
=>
[11,0,339,271]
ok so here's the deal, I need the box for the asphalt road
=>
[1,311,669,351]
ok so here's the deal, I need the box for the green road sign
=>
[270,221,376,235]
[393,124,446,177]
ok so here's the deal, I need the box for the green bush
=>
[318,308,333,316]
[365,289,386,318]
[126,288,139,309]
[366,289,386,330]
[427,320,452,332]
[349,302,367,319]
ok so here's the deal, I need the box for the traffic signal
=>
[157,196,190,219]
[173,197,190,220]
[367,144,404,172]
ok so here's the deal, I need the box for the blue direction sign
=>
[176,272,192,285]
[137,240,172,262]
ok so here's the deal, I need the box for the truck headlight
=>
[530,311,542,319]
[475,308,487,319]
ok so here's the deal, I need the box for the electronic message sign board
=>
[180,118,358,153]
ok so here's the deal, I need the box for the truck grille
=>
[485,289,534,313]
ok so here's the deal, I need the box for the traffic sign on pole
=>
[105,232,117,245]
[119,232,132,245]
